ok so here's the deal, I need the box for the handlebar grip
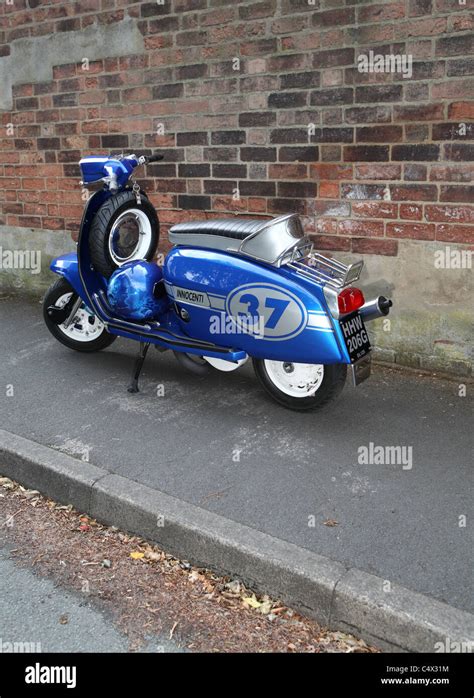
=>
[146,153,164,163]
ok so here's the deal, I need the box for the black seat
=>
[169,218,263,241]
[168,213,307,266]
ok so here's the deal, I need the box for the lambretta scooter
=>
[43,152,392,411]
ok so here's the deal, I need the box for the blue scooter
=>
[43,152,392,411]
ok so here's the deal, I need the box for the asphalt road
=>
[0,296,472,612]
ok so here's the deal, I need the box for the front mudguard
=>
[50,252,88,302]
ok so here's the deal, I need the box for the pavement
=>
[0,294,473,620]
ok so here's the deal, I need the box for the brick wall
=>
[1,0,473,251]
[0,0,473,373]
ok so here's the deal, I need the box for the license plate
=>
[340,312,371,363]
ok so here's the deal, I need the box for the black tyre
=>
[43,277,117,352]
[253,359,347,411]
[89,190,159,278]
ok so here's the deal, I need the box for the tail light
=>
[338,287,365,315]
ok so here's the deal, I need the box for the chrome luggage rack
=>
[287,245,364,289]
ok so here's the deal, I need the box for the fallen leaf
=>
[258,600,273,615]
[242,595,262,609]
[323,519,339,527]
[144,551,161,562]
[130,551,145,560]
[225,580,242,594]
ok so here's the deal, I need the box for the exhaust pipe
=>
[359,295,393,322]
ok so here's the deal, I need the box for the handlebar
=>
[145,153,164,163]
[135,153,164,166]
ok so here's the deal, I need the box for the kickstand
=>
[127,341,150,394]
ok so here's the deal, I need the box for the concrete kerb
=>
[1,428,473,653]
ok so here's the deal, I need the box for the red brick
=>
[352,202,398,219]
[21,178,45,190]
[52,63,77,80]
[448,102,474,119]
[400,17,447,37]
[425,205,474,223]
[351,238,399,256]
[42,217,65,230]
[12,84,34,98]
[312,8,355,28]
[313,201,351,217]
[311,234,351,251]
[248,197,267,213]
[268,197,309,215]
[408,0,433,18]
[404,157,428,180]
[341,183,386,200]
[400,203,424,220]
[387,222,435,240]
[436,224,474,243]
[358,2,405,23]
[432,79,474,100]
[315,219,339,235]
[390,184,438,201]
[269,164,308,179]
[436,34,474,57]
[440,185,474,203]
[393,104,444,121]
[311,164,352,180]
[450,14,474,32]
[355,164,402,180]
[338,219,384,236]
[319,181,339,198]
[356,126,403,143]
[430,165,473,183]
[344,146,389,162]
[17,215,42,227]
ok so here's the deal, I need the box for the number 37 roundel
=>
[225,283,308,341]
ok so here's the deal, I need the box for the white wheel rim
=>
[54,293,105,343]
[264,360,325,397]
[108,208,152,266]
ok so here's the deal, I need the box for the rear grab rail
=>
[287,250,364,289]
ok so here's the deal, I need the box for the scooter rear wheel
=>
[252,359,346,411]
[43,278,117,353]
[89,190,159,278]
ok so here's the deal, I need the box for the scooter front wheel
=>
[43,278,117,353]
[252,359,346,411]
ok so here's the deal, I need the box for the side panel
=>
[163,247,347,364]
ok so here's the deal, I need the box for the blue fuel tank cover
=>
[107,260,168,321]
